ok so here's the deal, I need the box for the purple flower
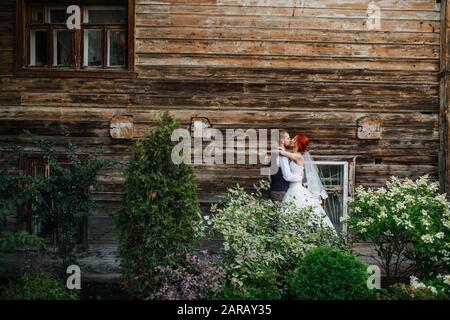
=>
[152,251,225,300]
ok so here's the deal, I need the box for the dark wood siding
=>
[0,0,441,245]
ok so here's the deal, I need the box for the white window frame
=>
[315,160,350,233]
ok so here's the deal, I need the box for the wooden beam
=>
[440,0,450,195]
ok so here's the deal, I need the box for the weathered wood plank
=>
[136,39,439,59]
[136,55,439,71]
[136,0,440,12]
[136,27,441,45]
[136,13,440,32]
[0,0,443,255]
[136,4,441,21]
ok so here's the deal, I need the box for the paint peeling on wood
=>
[110,115,134,140]
[357,116,382,140]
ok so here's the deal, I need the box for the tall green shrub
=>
[116,113,203,298]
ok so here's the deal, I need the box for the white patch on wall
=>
[357,116,382,140]
[217,0,300,6]
[110,114,134,140]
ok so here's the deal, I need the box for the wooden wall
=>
[0,0,442,245]
[440,0,450,197]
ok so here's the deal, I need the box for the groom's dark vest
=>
[269,157,289,192]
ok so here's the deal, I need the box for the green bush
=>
[208,182,343,299]
[0,130,110,270]
[344,176,450,279]
[115,113,203,298]
[287,247,376,300]
[1,270,79,300]
[378,284,446,300]
[378,274,450,300]
[27,130,111,269]
[218,267,281,300]
[420,274,450,299]
[0,145,46,252]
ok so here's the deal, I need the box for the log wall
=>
[0,0,442,246]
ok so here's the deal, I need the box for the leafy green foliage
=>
[26,131,111,269]
[0,231,44,251]
[1,270,79,300]
[378,282,448,300]
[218,267,282,300]
[0,147,46,251]
[344,176,450,279]
[115,112,203,298]
[0,128,111,270]
[208,181,343,299]
[380,274,450,300]
[420,274,450,298]
[287,247,376,300]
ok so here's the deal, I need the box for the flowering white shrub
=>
[409,274,450,299]
[379,274,450,300]
[344,175,450,278]
[208,181,343,294]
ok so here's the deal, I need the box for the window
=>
[28,159,54,243]
[314,157,356,233]
[30,29,48,66]
[21,156,88,245]
[107,29,127,67]
[53,29,72,66]
[16,0,135,78]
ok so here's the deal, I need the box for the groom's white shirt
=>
[274,147,302,183]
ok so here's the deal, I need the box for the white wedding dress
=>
[283,161,336,231]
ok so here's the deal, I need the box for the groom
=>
[269,129,303,201]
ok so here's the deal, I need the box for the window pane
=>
[323,192,344,233]
[53,30,72,66]
[108,30,127,67]
[30,30,47,66]
[83,29,102,67]
[30,163,54,241]
[317,164,346,233]
[31,6,44,22]
[85,7,127,24]
[49,8,70,23]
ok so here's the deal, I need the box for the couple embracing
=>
[268,130,336,231]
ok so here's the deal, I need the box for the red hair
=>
[294,134,309,153]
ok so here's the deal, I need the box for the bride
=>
[278,134,336,231]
